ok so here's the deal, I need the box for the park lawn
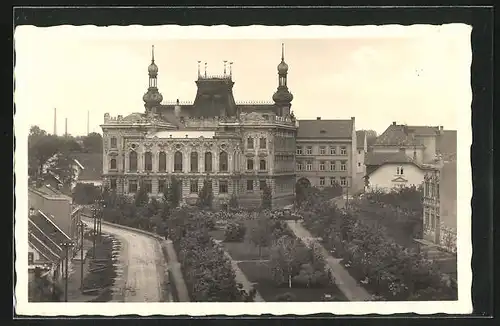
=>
[238,261,347,302]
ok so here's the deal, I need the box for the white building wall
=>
[367,163,425,192]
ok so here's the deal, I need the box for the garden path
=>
[286,221,372,301]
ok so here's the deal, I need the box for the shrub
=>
[224,221,247,242]
[274,292,297,302]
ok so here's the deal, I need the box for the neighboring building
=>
[422,130,457,250]
[71,152,104,188]
[28,209,71,289]
[295,117,358,191]
[355,130,367,190]
[28,183,81,252]
[365,122,448,192]
[101,45,297,209]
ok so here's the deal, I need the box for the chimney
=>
[316,117,321,120]
[87,110,90,135]
[392,121,396,126]
[351,117,355,121]
[65,118,68,137]
[53,108,57,135]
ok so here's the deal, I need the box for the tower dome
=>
[273,90,293,103]
[143,90,163,104]
[277,60,288,74]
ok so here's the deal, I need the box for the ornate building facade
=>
[101,45,297,209]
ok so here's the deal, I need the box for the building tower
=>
[272,43,293,116]
[143,45,163,115]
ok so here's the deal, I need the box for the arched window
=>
[190,152,199,172]
[219,151,228,172]
[129,151,137,172]
[205,152,213,172]
[259,159,266,170]
[110,158,117,170]
[247,159,254,170]
[110,137,117,148]
[159,152,167,172]
[247,137,254,149]
[174,151,183,172]
[145,152,153,171]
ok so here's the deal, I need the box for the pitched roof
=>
[365,151,415,166]
[28,210,71,262]
[374,124,440,147]
[297,119,354,139]
[356,130,366,149]
[437,130,457,161]
[71,152,103,181]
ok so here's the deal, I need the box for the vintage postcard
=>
[14,24,472,316]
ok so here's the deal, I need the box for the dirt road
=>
[83,219,169,302]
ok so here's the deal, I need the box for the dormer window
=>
[320,130,326,134]
[396,166,404,175]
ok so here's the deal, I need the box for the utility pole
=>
[60,240,74,302]
[92,203,98,258]
[77,220,85,291]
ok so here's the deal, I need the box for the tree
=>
[261,182,272,210]
[30,267,62,302]
[72,182,101,205]
[269,235,310,288]
[197,179,214,210]
[248,213,273,259]
[134,183,149,207]
[295,180,310,208]
[28,126,60,180]
[81,132,103,153]
[165,177,182,210]
[49,152,76,188]
[228,192,239,211]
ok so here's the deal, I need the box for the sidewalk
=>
[66,239,98,302]
[286,221,372,301]
[162,239,190,302]
[214,240,264,302]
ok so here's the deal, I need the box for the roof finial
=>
[151,45,155,63]
[223,60,227,76]
[197,60,201,77]
[229,62,233,77]
[204,62,207,78]
[281,43,285,61]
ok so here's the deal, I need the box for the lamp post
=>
[60,240,75,302]
[77,220,85,291]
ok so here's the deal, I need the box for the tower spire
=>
[151,45,155,63]
[197,61,201,77]
[281,43,284,61]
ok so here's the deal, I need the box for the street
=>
[82,218,169,302]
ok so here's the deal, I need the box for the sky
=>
[14,25,472,136]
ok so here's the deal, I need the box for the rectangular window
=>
[358,162,361,167]
[330,146,336,155]
[319,177,325,186]
[246,180,254,191]
[330,161,336,171]
[319,161,325,171]
[340,146,347,155]
[144,180,152,193]
[306,146,313,155]
[320,146,326,155]
[129,180,138,193]
[28,252,34,265]
[247,159,254,170]
[190,179,198,193]
[259,137,266,149]
[259,180,267,190]
[306,161,312,171]
[247,137,254,149]
[330,177,336,186]
[358,150,362,154]
[396,166,404,175]
[219,180,228,193]
[158,179,166,194]
[296,146,302,155]
[340,161,347,171]
[110,178,117,190]
[340,177,347,186]
[110,137,117,148]
[297,161,303,171]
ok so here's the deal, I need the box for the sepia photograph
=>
[14,22,472,316]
